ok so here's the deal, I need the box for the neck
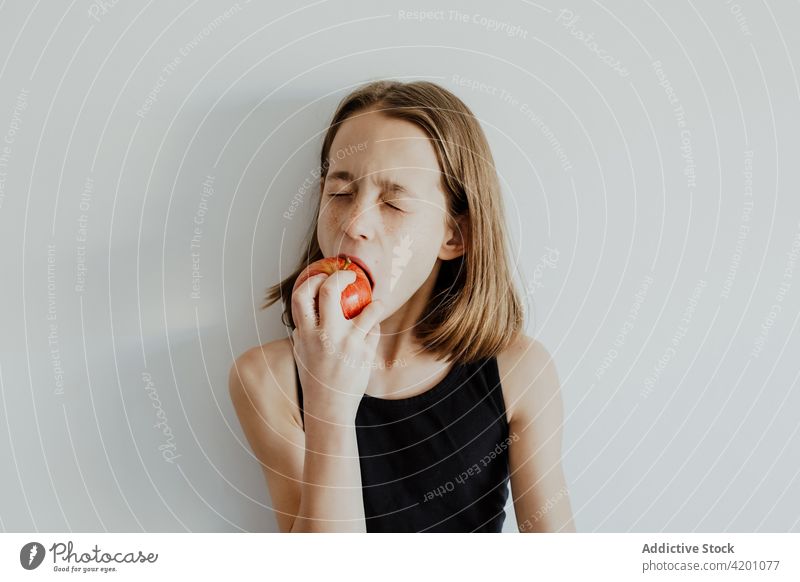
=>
[374,260,441,366]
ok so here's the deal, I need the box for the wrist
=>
[303,414,358,453]
[303,390,361,426]
[303,405,358,429]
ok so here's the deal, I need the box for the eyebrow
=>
[326,170,411,195]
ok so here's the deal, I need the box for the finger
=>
[317,270,357,328]
[291,273,328,330]
[351,299,385,338]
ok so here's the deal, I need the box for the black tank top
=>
[293,355,511,532]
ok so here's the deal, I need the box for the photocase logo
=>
[20,542,46,570]
[390,234,414,291]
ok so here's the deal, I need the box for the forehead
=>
[326,110,443,194]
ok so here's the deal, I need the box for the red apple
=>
[292,256,373,320]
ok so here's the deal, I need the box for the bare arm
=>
[229,271,383,532]
[228,348,367,532]
[502,337,576,532]
[293,414,365,532]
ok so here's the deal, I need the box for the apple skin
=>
[292,256,372,320]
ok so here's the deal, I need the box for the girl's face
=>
[317,108,464,317]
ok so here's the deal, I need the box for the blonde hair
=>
[262,79,524,365]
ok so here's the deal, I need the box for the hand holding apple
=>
[290,260,384,424]
[292,256,372,320]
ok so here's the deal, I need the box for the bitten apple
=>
[292,256,372,320]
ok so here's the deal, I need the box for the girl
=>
[229,79,575,533]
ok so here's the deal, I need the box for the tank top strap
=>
[293,357,304,429]
[480,355,506,415]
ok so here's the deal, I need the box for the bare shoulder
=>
[496,334,561,425]
[228,337,301,427]
[228,337,305,532]
[497,335,573,532]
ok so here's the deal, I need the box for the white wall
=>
[0,0,798,532]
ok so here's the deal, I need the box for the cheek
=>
[386,217,444,273]
[380,223,441,288]
[316,205,341,246]
[404,214,445,247]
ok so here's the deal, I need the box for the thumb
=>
[353,298,385,336]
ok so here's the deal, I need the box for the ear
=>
[439,213,469,261]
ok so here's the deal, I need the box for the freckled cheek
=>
[317,206,342,244]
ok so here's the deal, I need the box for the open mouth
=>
[337,253,374,289]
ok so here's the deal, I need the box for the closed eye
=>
[328,192,404,212]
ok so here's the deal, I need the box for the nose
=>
[342,194,379,241]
